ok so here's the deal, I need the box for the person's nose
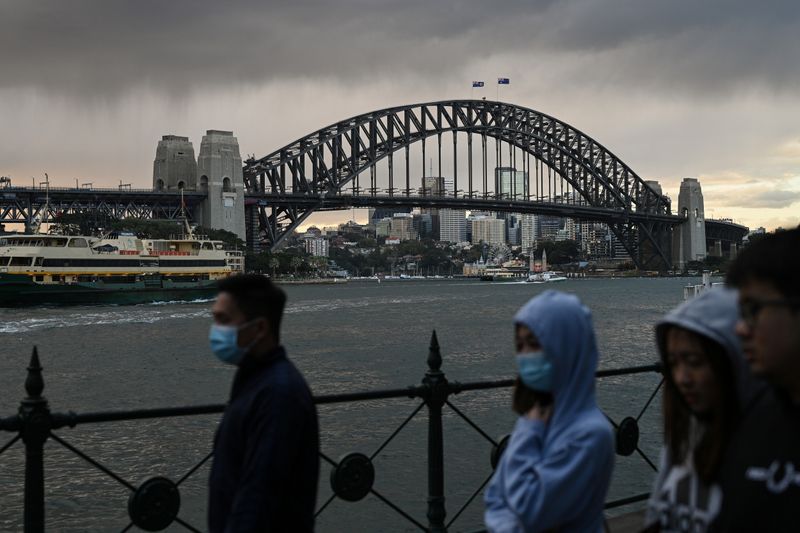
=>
[674,363,692,388]
[735,318,752,339]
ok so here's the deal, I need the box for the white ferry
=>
[0,231,244,306]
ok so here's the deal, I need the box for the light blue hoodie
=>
[484,291,615,533]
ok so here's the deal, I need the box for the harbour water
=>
[0,277,694,532]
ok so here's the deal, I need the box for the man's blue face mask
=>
[516,351,553,392]
[209,320,259,365]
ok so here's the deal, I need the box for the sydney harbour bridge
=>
[0,100,747,269]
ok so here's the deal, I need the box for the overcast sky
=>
[1,0,798,230]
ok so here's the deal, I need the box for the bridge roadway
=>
[0,186,748,263]
[1,186,680,226]
[249,192,682,225]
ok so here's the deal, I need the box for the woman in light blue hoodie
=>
[484,290,615,533]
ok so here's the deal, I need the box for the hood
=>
[514,290,599,427]
[655,287,760,410]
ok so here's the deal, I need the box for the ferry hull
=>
[0,274,218,307]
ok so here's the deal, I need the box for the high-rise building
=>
[471,217,505,245]
[439,209,466,243]
[538,215,562,241]
[495,167,528,199]
[368,207,412,224]
[413,212,434,238]
[420,176,446,196]
[390,213,418,241]
[520,214,537,254]
[376,218,392,238]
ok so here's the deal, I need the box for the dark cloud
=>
[1,0,798,98]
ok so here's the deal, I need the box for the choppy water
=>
[0,277,699,532]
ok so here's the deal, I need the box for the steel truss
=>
[244,100,679,269]
[0,188,205,230]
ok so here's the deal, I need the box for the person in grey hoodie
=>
[643,287,761,532]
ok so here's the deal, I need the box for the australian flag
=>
[498,77,510,85]
[472,81,485,87]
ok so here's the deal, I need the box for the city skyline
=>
[1,0,799,231]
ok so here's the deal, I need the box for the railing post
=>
[18,347,51,533]
[423,330,448,532]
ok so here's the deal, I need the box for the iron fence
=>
[0,331,663,532]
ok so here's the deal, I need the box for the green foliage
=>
[538,240,580,265]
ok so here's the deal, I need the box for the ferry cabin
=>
[0,234,233,285]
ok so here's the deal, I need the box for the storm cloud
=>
[2,0,799,98]
[1,0,799,231]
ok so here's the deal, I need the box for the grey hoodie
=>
[644,287,763,532]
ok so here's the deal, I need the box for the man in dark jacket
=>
[715,228,800,531]
[208,274,319,532]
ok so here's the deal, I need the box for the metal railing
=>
[0,331,664,532]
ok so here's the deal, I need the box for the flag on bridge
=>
[498,77,510,84]
[472,81,485,87]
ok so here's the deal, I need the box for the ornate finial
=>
[427,330,442,372]
[25,346,44,399]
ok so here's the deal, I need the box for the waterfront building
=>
[439,209,466,243]
[389,213,418,241]
[471,217,505,245]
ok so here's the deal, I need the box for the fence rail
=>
[0,332,664,532]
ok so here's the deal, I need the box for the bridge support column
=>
[197,130,246,241]
[673,178,706,270]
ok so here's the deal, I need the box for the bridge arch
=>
[245,100,677,268]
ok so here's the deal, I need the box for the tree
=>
[290,256,303,276]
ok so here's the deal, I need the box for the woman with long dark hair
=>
[643,288,761,532]
[484,290,615,533]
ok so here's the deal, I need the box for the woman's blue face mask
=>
[209,320,259,365]
[516,351,553,392]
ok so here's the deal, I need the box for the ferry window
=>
[1,257,8,266]
[52,275,61,282]
[215,243,224,250]
[34,275,44,282]
[9,257,33,266]
[68,238,89,248]
[202,243,213,250]
[34,257,44,266]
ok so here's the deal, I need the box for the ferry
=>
[527,271,568,283]
[0,230,244,306]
